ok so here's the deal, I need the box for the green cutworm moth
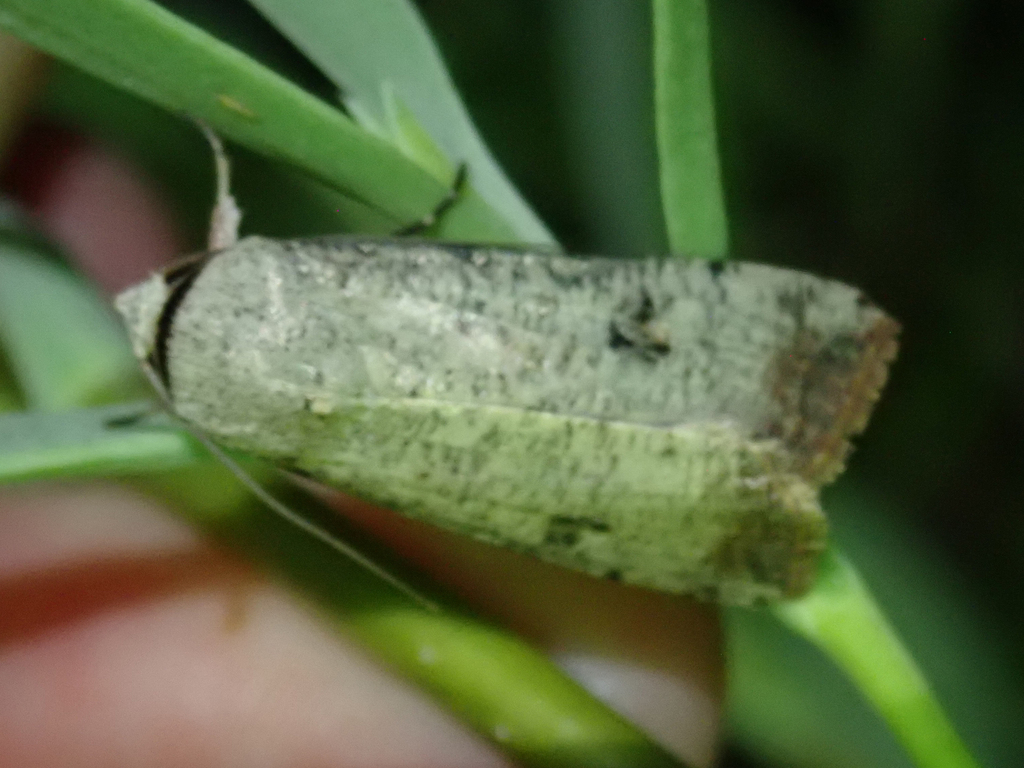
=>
[115,233,898,606]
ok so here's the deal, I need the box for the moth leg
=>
[394,162,468,236]
[196,122,243,251]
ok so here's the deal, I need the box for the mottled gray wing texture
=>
[116,236,898,603]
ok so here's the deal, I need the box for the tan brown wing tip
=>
[803,311,901,485]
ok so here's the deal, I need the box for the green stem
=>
[651,0,729,258]
[772,546,981,768]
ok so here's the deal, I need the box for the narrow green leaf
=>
[652,0,729,258]
[772,546,982,768]
[0,233,141,410]
[0,402,203,483]
[0,0,518,243]
[246,0,554,245]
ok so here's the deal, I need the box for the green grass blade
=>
[246,0,553,245]
[651,0,729,258]
[772,546,983,768]
[0,403,203,482]
[0,0,517,242]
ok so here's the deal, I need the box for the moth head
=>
[114,273,170,361]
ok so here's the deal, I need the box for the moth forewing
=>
[115,236,899,605]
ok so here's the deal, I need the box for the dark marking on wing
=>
[608,288,671,360]
[544,515,611,547]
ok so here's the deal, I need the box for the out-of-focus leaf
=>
[0,229,142,410]
[0,402,203,483]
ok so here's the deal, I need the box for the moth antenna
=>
[138,362,440,613]
[196,121,242,251]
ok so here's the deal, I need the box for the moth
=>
[115,230,898,606]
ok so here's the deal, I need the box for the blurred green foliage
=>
[1,1,1020,766]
